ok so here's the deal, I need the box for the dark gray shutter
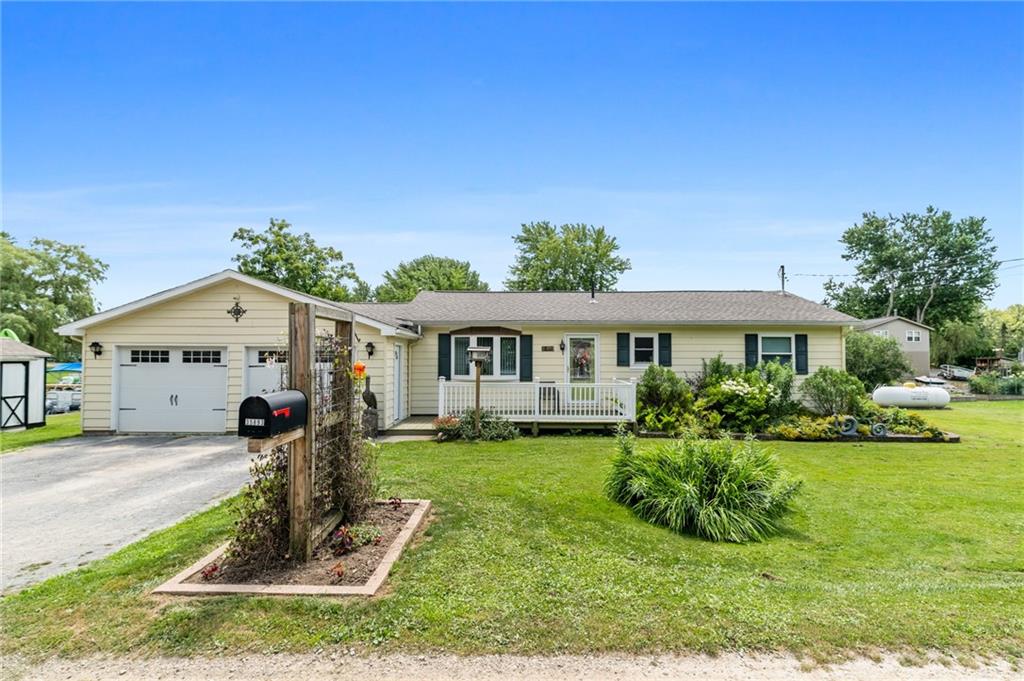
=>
[519,335,533,382]
[658,333,672,367]
[437,333,451,379]
[616,333,630,367]
[744,334,759,369]
[795,334,808,375]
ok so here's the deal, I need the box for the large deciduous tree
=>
[824,207,999,327]
[504,222,631,291]
[0,232,109,359]
[374,255,489,302]
[232,219,370,302]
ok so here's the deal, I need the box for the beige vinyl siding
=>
[410,324,846,416]
[79,279,386,432]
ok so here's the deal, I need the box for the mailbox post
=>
[467,345,491,439]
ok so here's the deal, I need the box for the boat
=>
[872,384,950,409]
[939,364,974,381]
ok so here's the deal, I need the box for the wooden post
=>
[288,302,315,561]
[474,360,481,438]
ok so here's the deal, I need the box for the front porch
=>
[437,378,637,424]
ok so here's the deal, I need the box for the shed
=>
[0,339,51,430]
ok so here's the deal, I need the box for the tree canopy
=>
[824,207,999,327]
[0,232,109,359]
[374,255,489,302]
[504,222,631,291]
[232,219,369,302]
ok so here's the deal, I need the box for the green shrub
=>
[766,416,840,440]
[854,398,944,438]
[969,372,1024,395]
[605,430,802,542]
[637,365,694,434]
[800,367,866,416]
[759,360,798,419]
[845,331,912,387]
[697,371,781,432]
[689,354,739,396]
[434,410,520,442]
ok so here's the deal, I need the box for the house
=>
[59,270,858,435]
[0,338,51,431]
[855,316,932,375]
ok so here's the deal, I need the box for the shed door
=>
[118,347,227,433]
[1,362,28,429]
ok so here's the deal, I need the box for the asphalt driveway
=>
[1,435,251,593]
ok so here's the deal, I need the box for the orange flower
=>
[353,361,366,379]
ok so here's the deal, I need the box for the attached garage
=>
[116,347,227,433]
[57,270,418,435]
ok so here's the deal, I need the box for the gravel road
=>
[5,652,1017,680]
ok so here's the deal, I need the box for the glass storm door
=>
[565,335,597,402]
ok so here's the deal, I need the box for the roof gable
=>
[857,316,934,331]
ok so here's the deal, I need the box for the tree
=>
[504,222,631,291]
[824,207,999,327]
[373,255,489,302]
[981,304,1024,358]
[844,331,912,387]
[0,232,109,359]
[931,318,992,366]
[232,219,369,302]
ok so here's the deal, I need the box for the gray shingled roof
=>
[342,290,858,326]
[0,338,52,359]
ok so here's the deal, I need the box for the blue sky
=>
[4,2,1022,309]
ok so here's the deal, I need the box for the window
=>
[906,329,922,342]
[452,335,518,379]
[873,329,889,338]
[183,350,222,364]
[257,350,288,365]
[130,349,169,363]
[631,334,656,366]
[760,335,793,365]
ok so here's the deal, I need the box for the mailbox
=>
[238,389,308,438]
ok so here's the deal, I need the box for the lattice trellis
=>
[312,332,354,526]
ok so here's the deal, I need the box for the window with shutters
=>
[630,333,657,367]
[452,335,518,380]
[759,335,794,365]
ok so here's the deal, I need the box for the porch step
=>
[382,416,437,437]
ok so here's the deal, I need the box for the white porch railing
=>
[437,378,637,423]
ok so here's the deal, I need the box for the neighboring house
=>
[855,316,932,375]
[60,271,858,434]
[0,338,50,431]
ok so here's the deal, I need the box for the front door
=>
[564,334,598,402]
[393,343,403,422]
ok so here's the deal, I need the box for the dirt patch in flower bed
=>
[153,500,430,597]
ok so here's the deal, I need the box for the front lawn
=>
[0,412,82,454]
[1,402,1021,661]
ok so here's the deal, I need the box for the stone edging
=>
[152,499,431,598]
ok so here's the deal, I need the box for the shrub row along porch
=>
[437,377,637,423]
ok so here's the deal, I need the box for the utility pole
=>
[778,265,787,293]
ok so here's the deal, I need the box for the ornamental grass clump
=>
[605,427,802,543]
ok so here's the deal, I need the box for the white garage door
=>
[245,348,287,398]
[118,347,227,433]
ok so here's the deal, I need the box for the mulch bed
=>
[186,502,417,588]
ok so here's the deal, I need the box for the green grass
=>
[0,412,82,454]
[2,402,1022,661]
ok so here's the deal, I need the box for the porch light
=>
[365,341,375,357]
[89,341,103,358]
[559,340,565,354]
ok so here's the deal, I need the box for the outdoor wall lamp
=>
[365,341,376,357]
[89,341,104,358]
[559,340,566,354]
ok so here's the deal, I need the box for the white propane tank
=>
[872,385,950,409]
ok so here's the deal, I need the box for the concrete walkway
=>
[1,435,250,592]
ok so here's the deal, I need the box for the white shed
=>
[0,338,51,431]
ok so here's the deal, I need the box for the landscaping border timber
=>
[152,499,431,598]
[638,431,960,442]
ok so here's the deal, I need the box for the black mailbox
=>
[238,390,308,438]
